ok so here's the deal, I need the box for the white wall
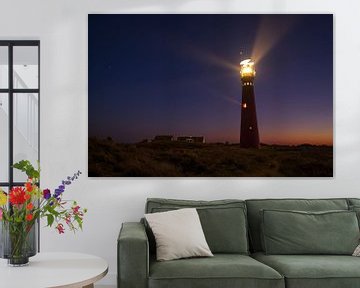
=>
[1,0,360,286]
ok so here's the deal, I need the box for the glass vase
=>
[0,220,37,266]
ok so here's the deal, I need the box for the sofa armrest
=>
[118,222,149,288]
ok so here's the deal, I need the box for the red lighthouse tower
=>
[240,59,260,148]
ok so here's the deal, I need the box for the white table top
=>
[0,252,108,288]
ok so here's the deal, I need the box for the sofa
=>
[118,198,360,288]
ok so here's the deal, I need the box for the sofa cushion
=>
[346,199,360,229]
[149,254,284,288]
[252,252,360,288]
[246,198,349,252]
[261,209,359,255]
[347,198,360,207]
[145,208,213,261]
[146,198,249,254]
[349,205,360,228]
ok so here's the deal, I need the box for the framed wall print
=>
[88,14,333,177]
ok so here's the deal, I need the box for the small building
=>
[177,136,205,143]
[192,136,206,143]
[152,135,174,142]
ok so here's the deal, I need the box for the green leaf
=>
[47,214,54,227]
[75,216,83,230]
[12,160,40,180]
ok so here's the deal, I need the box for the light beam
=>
[252,15,298,64]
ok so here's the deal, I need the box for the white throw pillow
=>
[145,208,213,261]
[353,244,360,256]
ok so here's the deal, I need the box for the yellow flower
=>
[0,190,7,206]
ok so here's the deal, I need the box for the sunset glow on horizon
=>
[89,14,333,146]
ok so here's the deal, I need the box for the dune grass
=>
[88,137,333,177]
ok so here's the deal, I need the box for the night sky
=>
[88,14,333,145]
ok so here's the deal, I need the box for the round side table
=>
[0,252,108,288]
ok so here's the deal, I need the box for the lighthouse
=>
[240,59,260,148]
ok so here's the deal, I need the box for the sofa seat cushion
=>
[149,254,284,288]
[252,252,360,288]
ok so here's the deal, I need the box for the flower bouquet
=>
[0,160,87,266]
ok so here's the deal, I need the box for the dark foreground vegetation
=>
[88,137,333,177]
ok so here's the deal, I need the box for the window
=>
[0,41,40,190]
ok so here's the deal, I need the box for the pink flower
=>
[0,208,3,220]
[65,214,71,225]
[72,205,80,215]
[56,223,65,234]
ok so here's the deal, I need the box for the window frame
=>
[0,40,40,250]
[0,40,40,188]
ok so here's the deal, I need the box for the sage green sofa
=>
[118,198,360,288]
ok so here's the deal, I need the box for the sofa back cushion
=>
[348,198,360,207]
[261,209,359,255]
[145,198,249,254]
[347,199,360,228]
[246,198,349,252]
